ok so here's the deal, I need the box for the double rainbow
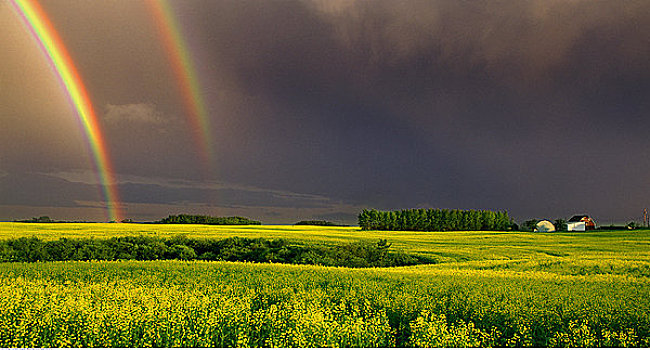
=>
[10,0,122,222]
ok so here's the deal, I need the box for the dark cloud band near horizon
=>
[1,0,649,224]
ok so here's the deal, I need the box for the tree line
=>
[294,220,347,226]
[0,236,431,268]
[358,208,515,231]
[14,216,92,224]
[156,214,261,225]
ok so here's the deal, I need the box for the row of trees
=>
[358,208,514,231]
[157,214,261,225]
[14,216,55,223]
[294,220,346,226]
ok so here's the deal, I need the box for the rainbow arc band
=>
[10,0,122,222]
[147,0,213,165]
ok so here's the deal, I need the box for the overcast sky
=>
[1,0,649,224]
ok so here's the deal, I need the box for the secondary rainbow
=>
[147,0,213,165]
[10,0,123,222]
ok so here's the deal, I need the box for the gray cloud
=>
[117,182,335,209]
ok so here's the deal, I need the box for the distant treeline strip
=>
[14,216,91,224]
[0,236,431,268]
[358,208,514,231]
[294,220,347,227]
[157,214,261,225]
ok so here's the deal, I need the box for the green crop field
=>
[0,222,649,347]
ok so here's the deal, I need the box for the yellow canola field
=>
[0,259,648,347]
[1,223,649,347]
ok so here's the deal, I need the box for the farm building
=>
[535,220,555,232]
[567,215,596,231]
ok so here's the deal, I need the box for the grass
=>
[0,222,649,347]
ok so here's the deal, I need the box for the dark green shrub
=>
[0,236,427,268]
[170,245,196,260]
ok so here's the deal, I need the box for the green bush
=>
[0,236,425,268]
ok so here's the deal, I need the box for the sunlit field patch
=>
[1,222,648,261]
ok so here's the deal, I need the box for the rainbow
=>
[10,0,123,222]
[147,0,213,165]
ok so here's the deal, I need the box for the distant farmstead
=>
[567,215,596,231]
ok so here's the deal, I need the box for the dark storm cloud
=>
[0,172,98,207]
[2,0,649,223]
[178,0,650,222]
